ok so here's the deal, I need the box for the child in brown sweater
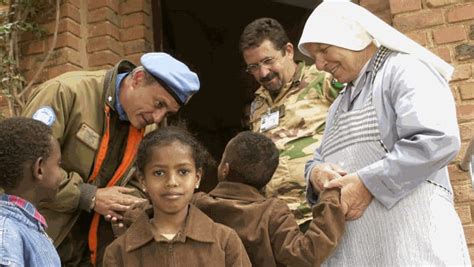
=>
[192,131,346,267]
[103,126,250,267]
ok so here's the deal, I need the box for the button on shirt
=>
[0,194,61,266]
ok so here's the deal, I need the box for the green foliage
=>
[0,0,53,115]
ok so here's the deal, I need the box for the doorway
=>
[153,0,318,191]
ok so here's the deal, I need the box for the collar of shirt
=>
[0,194,47,228]
[254,61,306,103]
[115,72,130,121]
[209,181,266,202]
[349,59,371,103]
[124,205,215,251]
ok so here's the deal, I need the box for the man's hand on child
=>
[94,186,147,219]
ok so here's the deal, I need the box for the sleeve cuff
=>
[358,163,399,209]
[78,183,97,212]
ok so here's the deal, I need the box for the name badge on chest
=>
[76,123,100,150]
[260,110,279,132]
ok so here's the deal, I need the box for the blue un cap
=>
[140,52,200,105]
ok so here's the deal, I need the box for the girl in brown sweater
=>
[103,126,250,267]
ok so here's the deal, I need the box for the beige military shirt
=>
[250,61,339,224]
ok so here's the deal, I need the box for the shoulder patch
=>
[32,106,56,126]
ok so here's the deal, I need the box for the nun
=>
[299,1,471,266]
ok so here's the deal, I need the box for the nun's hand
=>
[325,173,373,220]
[309,163,347,192]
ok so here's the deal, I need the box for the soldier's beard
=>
[260,72,283,98]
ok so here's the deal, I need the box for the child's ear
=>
[195,168,203,189]
[32,157,44,182]
[137,171,147,192]
[222,162,229,178]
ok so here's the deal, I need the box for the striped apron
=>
[321,47,470,266]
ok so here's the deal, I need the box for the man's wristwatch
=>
[89,196,96,211]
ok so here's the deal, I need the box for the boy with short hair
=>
[192,131,346,267]
[0,117,63,266]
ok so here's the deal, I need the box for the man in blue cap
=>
[21,52,200,266]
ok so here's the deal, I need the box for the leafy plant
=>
[0,0,58,116]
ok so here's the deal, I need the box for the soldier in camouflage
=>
[240,18,341,226]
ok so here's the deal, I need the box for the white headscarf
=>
[298,0,454,81]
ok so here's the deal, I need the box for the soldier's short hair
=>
[239,18,290,53]
[0,117,53,190]
[223,131,279,189]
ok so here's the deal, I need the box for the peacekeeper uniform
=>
[22,60,144,265]
[249,61,340,225]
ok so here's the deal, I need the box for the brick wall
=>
[361,0,474,262]
[18,0,153,88]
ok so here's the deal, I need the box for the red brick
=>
[88,50,121,67]
[124,53,142,65]
[66,0,81,9]
[46,48,82,68]
[87,36,123,55]
[456,205,472,224]
[425,0,460,8]
[24,68,48,84]
[120,0,151,15]
[457,103,474,122]
[123,39,152,55]
[454,182,474,202]
[374,11,392,25]
[88,21,120,40]
[464,225,474,244]
[47,63,81,78]
[87,0,119,12]
[389,0,421,14]
[451,64,472,82]
[121,12,152,28]
[22,40,45,55]
[431,46,451,62]
[360,0,390,13]
[19,56,41,71]
[0,95,8,107]
[406,31,429,47]
[459,83,474,100]
[433,25,466,44]
[60,3,81,24]
[459,122,474,142]
[88,7,119,26]
[44,18,81,38]
[392,10,444,32]
[449,164,471,182]
[47,32,81,52]
[120,25,153,42]
[447,4,474,23]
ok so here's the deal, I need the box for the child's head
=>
[0,117,62,202]
[218,131,278,190]
[136,126,209,216]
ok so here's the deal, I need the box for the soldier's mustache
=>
[260,72,277,83]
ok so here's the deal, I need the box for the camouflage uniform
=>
[249,61,339,224]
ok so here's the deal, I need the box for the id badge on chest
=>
[260,110,280,132]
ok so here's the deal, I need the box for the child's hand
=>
[310,163,347,192]
[104,214,124,228]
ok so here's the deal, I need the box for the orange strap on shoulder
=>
[87,106,111,183]
[87,106,144,265]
